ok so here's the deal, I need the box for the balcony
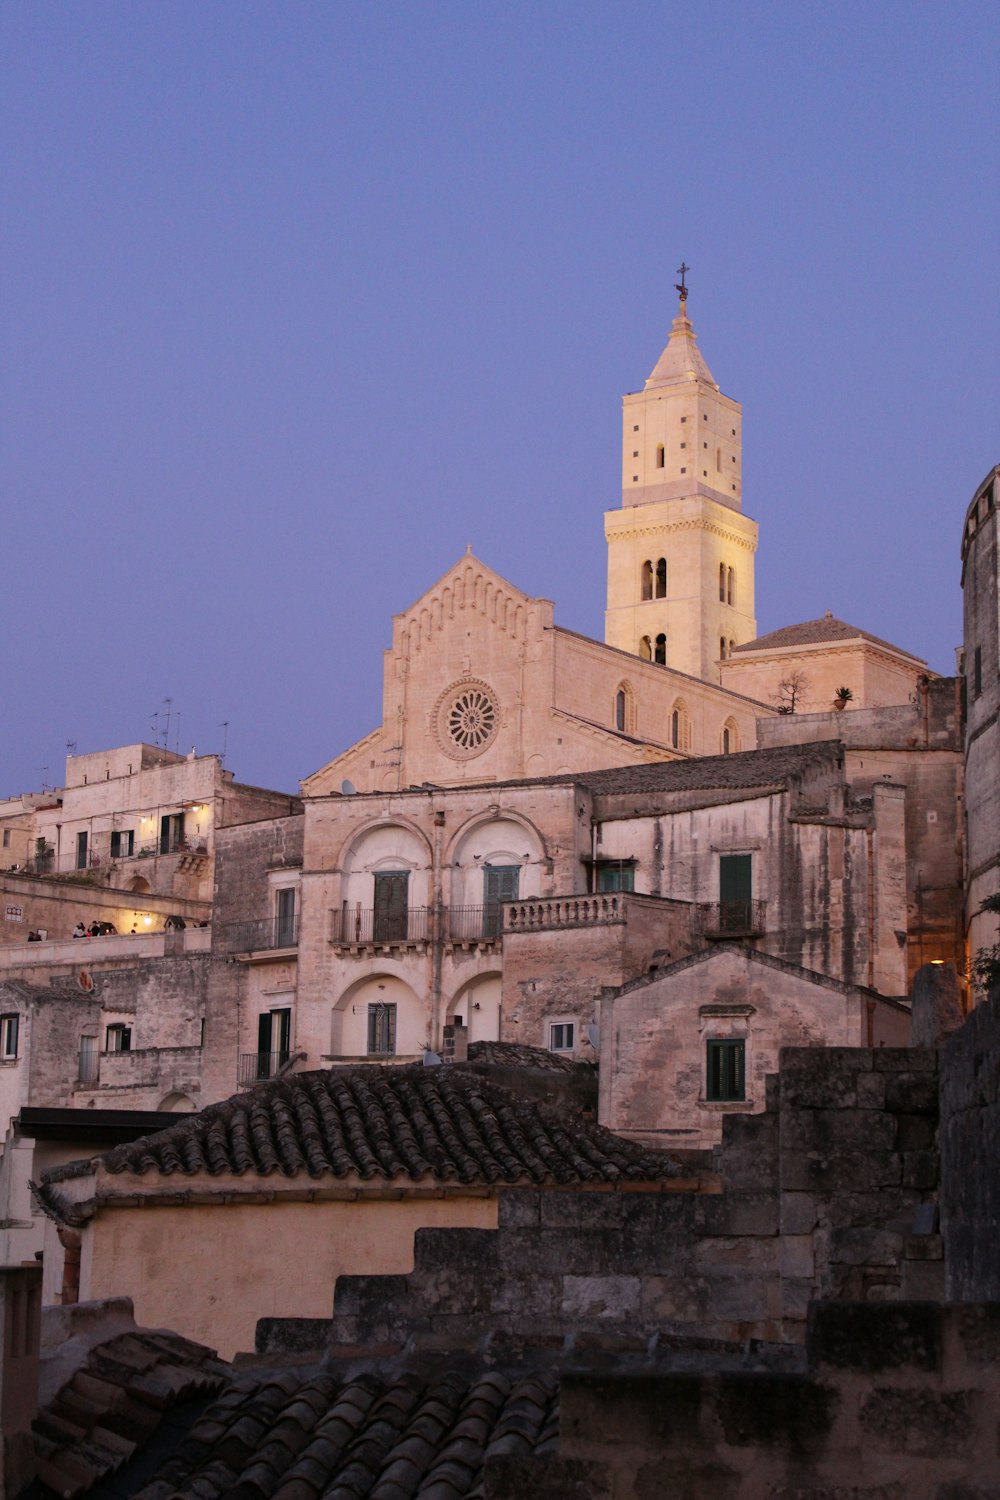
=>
[219,917,299,954]
[329,906,431,949]
[693,900,767,939]
[238,1050,292,1088]
[505,895,626,933]
[447,906,504,945]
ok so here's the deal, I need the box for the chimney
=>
[0,1265,42,1494]
[441,1015,469,1064]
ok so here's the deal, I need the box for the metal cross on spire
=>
[675,262,689,302]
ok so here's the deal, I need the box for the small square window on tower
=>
[633,425,639,432]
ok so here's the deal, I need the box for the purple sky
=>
[3,2,998,797]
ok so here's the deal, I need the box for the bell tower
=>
[604,271,758,682]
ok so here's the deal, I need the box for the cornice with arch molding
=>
[607,518,757,552]
[398,565,530,656]
[333,813,435,874]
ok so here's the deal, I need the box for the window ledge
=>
[698,1098,753,1111]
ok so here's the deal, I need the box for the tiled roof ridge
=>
[33,1328,232,1498]
[45,1064,676,1191]
[130,1364,560,1500]
[731,614,927,662]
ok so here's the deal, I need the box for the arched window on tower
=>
[654,634,667,665]
[729,638,736,657]
[719,563,726,602]
[640,561,653,601]
[655,558,667,598]
[721,717,740,755]
[720,637,727,661]
[615,689,626,731]
[727,567,735,607]
[656,444,665,469]
[639,636,652,661]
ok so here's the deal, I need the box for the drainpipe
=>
[430,805,446,1049]
[590,820,599,894]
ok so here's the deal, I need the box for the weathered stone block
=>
[901,1150,939,1190]
[779,1192,819,1235]
[872,1047,938,1073]
[859,1386,976,1456]
[828,1228,902,1268]
[539,1190,625,1229]
[497,1190,541,1228]
[808,1302,941,1372]
[903,1233,942,1261]
[697,1237,779,1277]
[884,1071,940,1115]
[779,1049,872,1110]
[694,1192,778,1237]
[640,1275,708,1325]
[893,1112,937,1150]
[715,1371,838,1449]
[779,1235,814,1279]
[954,1304,1000,1366]
[561,1275,642,1322]
[900,1259,945,1300]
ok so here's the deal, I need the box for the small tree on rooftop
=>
[774,671,809,714]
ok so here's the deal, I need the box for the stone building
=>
[961,465,1000,975]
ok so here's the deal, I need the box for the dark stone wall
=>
[325,1046,941,1359]
[940,986,1000,1300]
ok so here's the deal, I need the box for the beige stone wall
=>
[77,1192,498,1359]
[757,687,965,986]
[599,949,910,1149]
[720,638,927,714]
[500,895,696,1058]
[0,879,210,949]
[604,496,757,681]
[304,555,775,798]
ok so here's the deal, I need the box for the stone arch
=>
[450,971,502,1044]
[337,818,433,914]
[721,717,740,755]
[331,972,425,1059]
[447,811,547,910]
[157,1091,197,1112]
[128,876,151,894]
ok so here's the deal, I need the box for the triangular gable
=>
[391,551,550,658]
[611,941,891,1005]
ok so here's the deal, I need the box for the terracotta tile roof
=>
[466,1041,576,1074]
[33,1330,231,1499]
[131,1366,559,1500]
[730,613,925,662]
[566,740,843,797]
[45,1066,675,1193]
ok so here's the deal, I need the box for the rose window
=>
[435,680,500,760]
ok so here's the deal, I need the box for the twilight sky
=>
[2,1,997,797]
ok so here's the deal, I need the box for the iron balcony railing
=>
[329,906,431,946]
[219,916,300,953]
[238,1051,291,1088]
[693,899,767,938]
[447,905,505,942]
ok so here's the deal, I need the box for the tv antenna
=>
[219,721,229,763]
